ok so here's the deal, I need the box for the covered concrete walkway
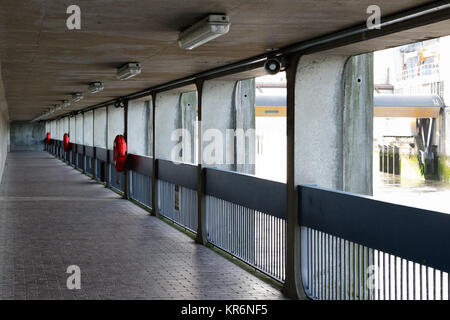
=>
[0,151,283,300]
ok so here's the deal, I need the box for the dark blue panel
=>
[157,159,197,190]
[128,154,153,176]
[298,185,450,273]
[205,168,286,220]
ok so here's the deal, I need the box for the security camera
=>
[264,57,286,75]
[114,99,126,108]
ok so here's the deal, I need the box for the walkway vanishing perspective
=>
[0,152,284,300]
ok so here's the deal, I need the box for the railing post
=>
[105,106,110,188]
[81,112,86,174]
[151,93,159,217]
[92,110,97,178]
[282,54,308,300]
[123,100,130,199]
[195,79,207,245]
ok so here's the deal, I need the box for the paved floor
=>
[0,151,284,300]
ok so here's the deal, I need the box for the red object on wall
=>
[113,135,127,172]
[46,132,51,144]
[63,133,70,152]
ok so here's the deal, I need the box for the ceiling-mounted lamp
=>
[178,14,230,50]
[72,92,84,102]
[54,104,62,111]
[88,81,104,93]
[116,62,141,80]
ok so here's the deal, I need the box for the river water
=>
[373,172,450,214]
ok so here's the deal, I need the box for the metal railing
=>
[156,159,198,233]
[47,140,450,296]
[205,168,286,282]
[130,170,152,209]
[158,180,197,233]
[206,195,286,281]
[299,185,450,300]
[109,163,125,192]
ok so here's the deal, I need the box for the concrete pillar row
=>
[283,53,373,299]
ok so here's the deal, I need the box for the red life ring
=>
[63,133,70,152]
[45,132,51,144]
[113,135,127,172]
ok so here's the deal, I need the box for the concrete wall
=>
[128,100,151,156]
[202,79,255,172]
[155,91,180,161]
[0,63,9,182]
[9,121,45,152]
[294,53,373,195]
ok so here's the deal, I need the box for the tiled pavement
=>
[0,151,285,300]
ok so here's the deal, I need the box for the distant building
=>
[375,36,450,105]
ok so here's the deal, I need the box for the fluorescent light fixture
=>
[72,92,84,102]
[178,14,230,50]
[116,62,141,80]
[62,100,70,108]
[88,81,104,93]
[54,104,62,111]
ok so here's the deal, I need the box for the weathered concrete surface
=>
[343,53,373,195]
[235,79,256,174]
[93,107,107,148]
[9,121,45,152]
[202,80,235,170]
[83,111,94,147]
[1,1,441,121]
[75,114,84,145]
[180,92,197,163]
[0,62,9,182]
[202,79,255,172]
[128,100,151,156]
[295,55,348,190]
[295,53,373,195]
[107,106,124,149]
[155,91,180,161]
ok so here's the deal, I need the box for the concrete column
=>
[0,63,9,183]
[151,93,158,217]
[294,53,373,193]
[155,91,180,160]
[343,54,374,195]
[283,53,373,299]
[235,79,255,174]
[180,91,197,164]
[202,80,235,170]
[201,79,255,172]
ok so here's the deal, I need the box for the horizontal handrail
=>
[128,153,153,176]
[85,146,94,158]
[205,168,286,220]
[77,144,84,155]
[298,184,450,273]
[95,147,108,162]
[156,159,197,190]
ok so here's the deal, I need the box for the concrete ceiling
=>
[0,0,448,120]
